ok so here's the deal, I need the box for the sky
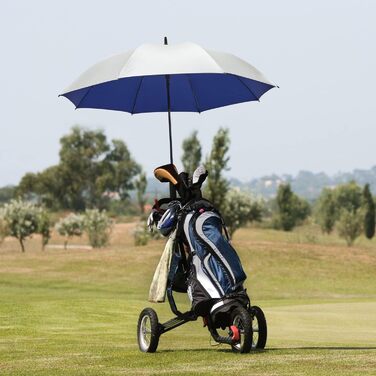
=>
[0,0,375,186]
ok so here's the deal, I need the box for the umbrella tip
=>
[164,36,168,45]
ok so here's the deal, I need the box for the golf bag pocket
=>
[184,210,247,314]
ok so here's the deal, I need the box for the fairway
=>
[1,225,376,375]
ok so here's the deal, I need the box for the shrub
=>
[2,199,40,252]
[337,209,363,246]
[134,223,150,246]
[222,188,263,238]
[84,209,112,248]
[55,213,84,249]
[315,182,367,239]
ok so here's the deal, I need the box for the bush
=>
[222,188,263,238]
[337,209,363,246]
[84,209,112,248]
[2,199,40,252]
[315,181,370,242]
[55,213,85,249]
[133,223,150,246]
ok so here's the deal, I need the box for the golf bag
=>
[182,201,247,317]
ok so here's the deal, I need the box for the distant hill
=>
[145,166,376,201]
[230,166,376,200]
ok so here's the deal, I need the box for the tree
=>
[99,139,141,202]
[362,183,375,239]
[55,213,85,250]
[335,181,362,213]
[0,211,8,245]
[337,209,363,246]
[315,188,337,233]
[181,131,202,176]
[2,199,40,252]
[84,209,112,248]
[222,188,263,238]
[0,185,15,204]
[17,166,67,210]
[274,184,310,231]
[36,208,51,250]
[204,128,230,213]
[58,126,109,210]
[135,171,148,214]
[17,127,140,211]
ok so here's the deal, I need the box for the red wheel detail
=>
[230,325,240,341]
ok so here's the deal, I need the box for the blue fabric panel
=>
[60,88,88,107]
[208,255,232,293]
[62,77,141,111]
[186,212,246,295]
[201,216,247,285]
[236,76,274,100]
[132,75,167,113]
[169,74,199,112]
[62,73,274,113]
[188,218,207,260]
[188,73,256,112]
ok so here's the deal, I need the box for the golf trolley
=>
[137,164,267,353]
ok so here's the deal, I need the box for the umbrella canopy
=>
[60,40,276,197]
[60,41,275,114]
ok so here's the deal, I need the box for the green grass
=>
[1,224,376,375]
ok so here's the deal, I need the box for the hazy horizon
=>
[1,0,375,186]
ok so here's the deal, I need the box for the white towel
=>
[148,230,176,303]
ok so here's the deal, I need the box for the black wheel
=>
[137,308,160,353]
[250,306,267,349]
[231,306,253,354]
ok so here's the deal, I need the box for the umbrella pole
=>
[166,76,173,166]
[166,74,176,199]
[164,37,176,199]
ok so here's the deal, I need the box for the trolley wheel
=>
[137,308,160,353]
[231,306,253,354]
[250,306,267,349]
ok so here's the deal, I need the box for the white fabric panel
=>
[192,255,221,299]
[61,42,273,94]
[210,300,225,314]
[119,42,223,78]
[62,50,134,94]
[205,49,275,86]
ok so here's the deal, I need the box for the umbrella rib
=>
[233,74,260,102]
[74,87,93,109]
[186,74,201,113]
[131,76,144,114]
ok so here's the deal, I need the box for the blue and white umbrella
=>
[60,38,276,170]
